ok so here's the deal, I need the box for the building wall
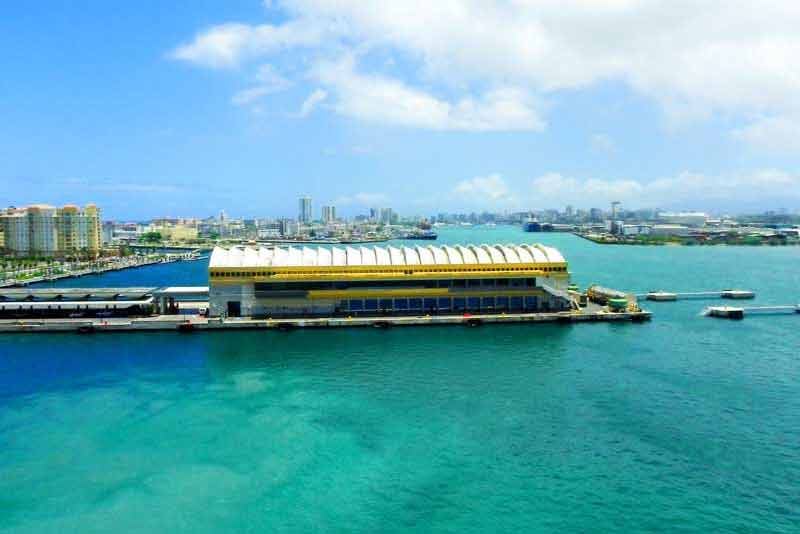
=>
[0,204,101,257]
[210,273,572,318]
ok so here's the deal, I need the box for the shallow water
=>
[2,227,799,533]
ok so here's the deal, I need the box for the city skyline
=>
[3,2,800,219]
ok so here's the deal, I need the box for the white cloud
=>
[334,192,390,206]
[732,116,800,154]
[232,64,293,106]
[171,1,800,139]
[528,170,800,209]
[298,89,328,117]
[313,56,544,131]
[169,21,325,69]
[452,174,517,207]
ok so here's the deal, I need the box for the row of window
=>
[337,296,546,312]
[254,278,539,291]
[210,266,567,278]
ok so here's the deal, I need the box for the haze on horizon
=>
[2,1,800,219]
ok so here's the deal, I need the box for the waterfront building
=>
[658,212,708,227]
[1,203,101,257]
[208,243,572,318]
[321,205,336,223]
[298,196,313,223]
[149,223,198,241]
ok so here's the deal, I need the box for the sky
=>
[2,0,800,220]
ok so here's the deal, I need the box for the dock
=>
[706,305,800,319]
[0,308,651,334]
[638,289,755,301]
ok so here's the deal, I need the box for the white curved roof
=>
[210,243,566,268]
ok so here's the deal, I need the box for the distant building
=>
[321,205,336,223]
[589,208,603,222]
[651,224,691,237]
[298,196,313,223]
[379,207,393,224]
[658,212,708,227]
[1,203,102,257]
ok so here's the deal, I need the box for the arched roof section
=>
[417,246,435,265]
[375,246,391,265]
[443,246,463,264]
[456,245,477,264]
[345,247,361,266]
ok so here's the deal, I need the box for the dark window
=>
[437,280,451,288]
[496,278,509,287]
[510,278,524,287]
[467,297,481,310]
[452,279,466,288]
[467,279,481,288]
[423,298,437,311]
[496,296,509,310]
[525,296,537,309]
[379,299,392,310]
[437,297,451,310]
[365,299,378,310]
[482,297,494,309]
[453,297,466,311]
[394,298,409,310]
[409,298,422,309]
[481,279,495,288]
[349,300,363,310]
[510,296,523,310]
[526,278,537,287]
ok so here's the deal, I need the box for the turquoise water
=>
[2,227,799,533]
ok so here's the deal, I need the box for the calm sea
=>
[1,226,798,533]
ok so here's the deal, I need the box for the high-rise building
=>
[321,205,336,223]
[369,208,378,222]
[0,203,102,257]
[299,196,313,223]
[379,207,393,224]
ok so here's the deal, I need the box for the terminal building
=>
[208,243,574,318]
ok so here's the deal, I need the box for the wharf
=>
[0,308,651,334]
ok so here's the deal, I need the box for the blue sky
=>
[2,1,800,220]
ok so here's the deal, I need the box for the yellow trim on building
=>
[304,288,548,299]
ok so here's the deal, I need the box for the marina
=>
[0,251,204,288]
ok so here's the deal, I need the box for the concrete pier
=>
[0,308,651,334]
[640,289,755,301]
[705,305,799,319]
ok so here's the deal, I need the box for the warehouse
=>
[208,243,574,318]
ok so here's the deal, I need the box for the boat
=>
[403,230,438,240]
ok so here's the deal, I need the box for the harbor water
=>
[1,227,799,533]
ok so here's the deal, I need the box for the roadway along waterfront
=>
[1,225,799,533]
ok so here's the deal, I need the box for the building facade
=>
[1,204,102,257]
[321,205,336,223]
[298,196,312,223]
[209,243,573,318]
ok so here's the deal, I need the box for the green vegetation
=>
[140,231,163,243]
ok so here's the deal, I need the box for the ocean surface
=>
[2,226,799,533]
